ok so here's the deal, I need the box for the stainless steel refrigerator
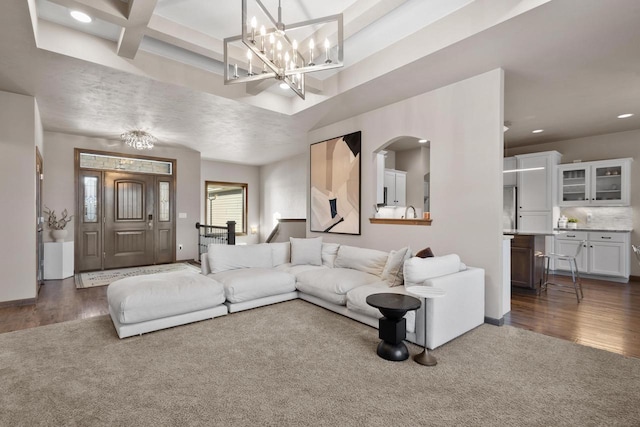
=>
[503,186,517,230]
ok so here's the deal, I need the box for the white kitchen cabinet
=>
[515,151,561,233]
[503,156,517,187]
[518,212,552,233]
[376,152,386,205]
[558,158,631,207]
[384,169,406,206]
[554,231,629,280]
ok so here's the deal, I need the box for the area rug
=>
[1,300,638,426]
[74,262,200,288]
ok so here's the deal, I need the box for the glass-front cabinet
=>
[558,158,631,206]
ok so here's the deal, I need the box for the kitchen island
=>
[503,231,561,293]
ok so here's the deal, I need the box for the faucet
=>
[404,205,417,219]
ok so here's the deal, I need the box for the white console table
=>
[44,241,74,280]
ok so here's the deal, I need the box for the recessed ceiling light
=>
[70,10,92,23]
[617,113,634,119]
[418,139,427,143]
[279,82,289,89]
[532,129,544,134]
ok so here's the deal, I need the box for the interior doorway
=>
[36,148,44,291]
[75,150,176,272]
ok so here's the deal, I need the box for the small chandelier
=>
[224,0,344,100]
[121,130,156,150]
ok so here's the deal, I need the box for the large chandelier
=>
[121,130,156,150]
[224,0,344,100]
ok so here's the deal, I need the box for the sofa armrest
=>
[414,267,485,349]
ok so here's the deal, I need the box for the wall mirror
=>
[372,136,431,223]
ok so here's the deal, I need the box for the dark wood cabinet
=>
[510,234,545,292]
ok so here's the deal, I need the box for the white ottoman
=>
[107,269,228,338]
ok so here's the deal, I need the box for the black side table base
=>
[413,349,437,366]
[377,341,409,362]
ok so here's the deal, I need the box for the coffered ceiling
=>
[1,0,639,165]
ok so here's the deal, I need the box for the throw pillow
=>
[290,237,323,266]
[415,247,435,258]
[381,247,412,287]
[321,242,340,268]
[334,245,389,277]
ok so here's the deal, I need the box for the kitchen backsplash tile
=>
[559,207,632,229]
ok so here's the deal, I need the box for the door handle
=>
[148,221,153,229]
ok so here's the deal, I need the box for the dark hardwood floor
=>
[506,275,640,359]
[1,274,639,359]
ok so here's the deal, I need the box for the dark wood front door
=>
[76,169,176,272]
[104,172,155,269]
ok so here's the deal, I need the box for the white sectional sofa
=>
[199,238,485,349]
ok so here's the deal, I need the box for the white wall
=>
[505,128,640,276]
[43,132,201,262]
[0,91,40,303]
[307,69,505,321]
[201,159,261,245]
[259,153,307,242]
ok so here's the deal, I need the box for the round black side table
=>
[366,293,421,361]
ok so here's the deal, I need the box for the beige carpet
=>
[1,300,638,426]
[75,262,200,288]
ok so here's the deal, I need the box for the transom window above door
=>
[205,182,247,235]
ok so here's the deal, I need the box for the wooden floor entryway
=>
[1,274,638,359]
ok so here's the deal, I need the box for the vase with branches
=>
[44,207,73,230]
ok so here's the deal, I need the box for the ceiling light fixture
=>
[503,167,545,173]
[121,130,156,150]
[223,0,344,100]
[418,139,428,143]
[617,113,634,119]
[532,129,544,134]
[70,10,92,23]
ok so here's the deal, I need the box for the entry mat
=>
[74,262,200,289]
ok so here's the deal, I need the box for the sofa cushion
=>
[274,263,329,277]
[207,244,272,273]
[403,254,463,287]
[321,242,340,268]
[290,237,323,266]
[333,245,389,277]
[295,267,381,305]
[107,270,225,324]
[270,242,291,266]
[346,281,416,333]
[381,246,412,287]
[209,268,296,303]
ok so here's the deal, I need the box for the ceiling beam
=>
[117,0,158,59]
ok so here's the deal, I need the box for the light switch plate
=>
[178,213,187,219]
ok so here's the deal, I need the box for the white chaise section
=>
[107,269,227,338]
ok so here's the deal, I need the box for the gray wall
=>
[307,69,505,320]
[259,153,307,242]
[0,91,41,303]
[43,132,201,262]
[505,128,640,276]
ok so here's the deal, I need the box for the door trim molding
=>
[74,149,177,272]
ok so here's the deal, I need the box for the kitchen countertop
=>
[553,227,632,233]
[503,230,564,236]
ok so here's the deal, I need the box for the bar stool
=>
[541,240,585,303]
[632,244,640,266]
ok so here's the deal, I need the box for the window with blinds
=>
[205,182,247,234]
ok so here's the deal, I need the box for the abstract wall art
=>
[310,131,361,235]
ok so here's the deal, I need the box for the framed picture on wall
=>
[310,131,361,235]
